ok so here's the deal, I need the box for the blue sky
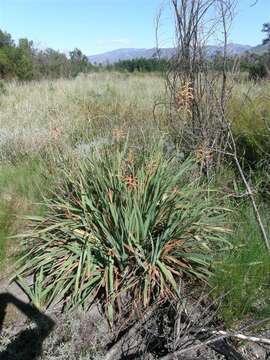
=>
[0,0,269,55]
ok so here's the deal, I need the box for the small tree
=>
[15,38,34,80]
[69,48,89,77]
[262,22,270,45]
[0,30,16,78]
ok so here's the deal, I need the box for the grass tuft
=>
[16,146,228,322]
[211,204,270,325]
[0,159,49,271]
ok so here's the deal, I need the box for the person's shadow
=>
[0,292,55,360]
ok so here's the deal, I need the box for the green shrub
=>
[248,62,268,81]
[16,147,228,322]
[211,204,270,325]
[229,93,270,167]
[0,80,7,96]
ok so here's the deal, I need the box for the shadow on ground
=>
[0,292,55,360]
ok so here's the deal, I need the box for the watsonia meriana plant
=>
[16,147,228,322]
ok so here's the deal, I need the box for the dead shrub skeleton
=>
[156,0,270,250]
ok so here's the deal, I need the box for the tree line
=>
[0,29,94,80]
[1,23,270,81]
[105,57,169,73]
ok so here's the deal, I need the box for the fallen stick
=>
[206,329,270,346]
[104,303,159,360]
[159,333,239,360]
[160,328,270,360]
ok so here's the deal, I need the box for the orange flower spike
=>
[125,174,138,189]
[108,188,113,203]
[112,128,125,142]
[51,127,62,142]
[172,186,178,195]
[127,150,134,166]
[175,81,194,116]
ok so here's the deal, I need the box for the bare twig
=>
[212,126,270,251]
[159,333,240,360]
[104,303,159,360]
[160,327,270,360]
[204,329,270,345]
[227,125,270,251]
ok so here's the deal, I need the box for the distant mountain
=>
[206,43,252,57]
[248,43,269,55]
[88,48,165,64]
[88,43,253,64]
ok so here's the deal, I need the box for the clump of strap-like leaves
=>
[16,146,228,322]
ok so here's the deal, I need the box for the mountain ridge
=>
[88,43,267,64]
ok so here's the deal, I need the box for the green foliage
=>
[210,51,236,72]
[107,58,169,73]
[229,92,270,166]
[0,30,14,47]
[0,79,7,95]
[0,30,36,80]
[0,201,14,269]
[16,270,48,310]
[248,62,268,80]
[262,22,270,46]
[211,204,270,325]
[69,48,90,77]
[0,31,17,78]
[0,159,47,200]
[241,51,270,80]
[15,38,35,81]
[0,159,50,270]
[16,147,228,321]
[0,28,95,80]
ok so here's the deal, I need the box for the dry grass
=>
[0,72,164,132]
[0,72,165,272]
